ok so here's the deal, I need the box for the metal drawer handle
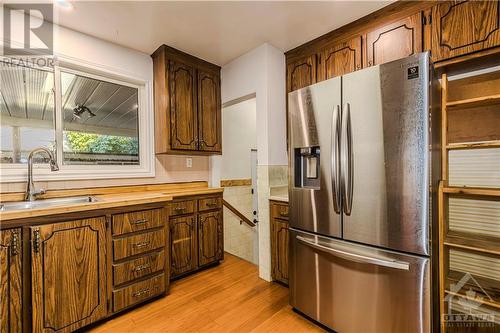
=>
[279,211,288,217]
[131,219,148,225]
[296,236,409,271]
[133,241,151,249]
[33,229,41,253]
[206,202,219,207]
[11,230,20,256]
[133,263,151,272]
[174,207,186,212]
[132,288,150,298]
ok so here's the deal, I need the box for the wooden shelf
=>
[446,140,500,150]
[443,187,500,197]
[445,290,500,310]
[444,234,500,256]
[447,93,500,110]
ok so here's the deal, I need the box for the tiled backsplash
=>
[1,155,209,193]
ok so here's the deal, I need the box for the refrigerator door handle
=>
[331,105,341,214]
[341,103,354,215]
[296,235,410,270]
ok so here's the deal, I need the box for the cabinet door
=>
[170,215,198,277]
[271,219,289,284]
[0,229,22,333]
[198,210,223,267]
[366,12,423,67]
[169,60,198,151]
[286,55,317,93]
[197,70,221,153]
[431,1,500,62]
[30,218,107,333]
[318,36,362,81]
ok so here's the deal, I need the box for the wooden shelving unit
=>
[446,93,500,110]
[446,140,500,150]
[439,71,500,332]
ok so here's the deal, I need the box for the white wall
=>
[216,43,287,281]
[220,43,287,167]
[221,98,257,180]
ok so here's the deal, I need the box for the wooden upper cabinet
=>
[365,12,423,67]
[286,55,317,93]
[169,60,198,151]
[30,218,107,333]
[430,0,500,62]
[198,210,223,267]
[0,229,22,333]
[152,45,222,155]
[170,215,198,277]
[318,36,362,81]
[197,70,221,153]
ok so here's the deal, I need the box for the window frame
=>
[0,56,155,182]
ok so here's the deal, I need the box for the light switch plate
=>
[186,157,193,168]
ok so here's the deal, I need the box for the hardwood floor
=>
[89,253,325,332]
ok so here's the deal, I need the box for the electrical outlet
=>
[186,157,193,168]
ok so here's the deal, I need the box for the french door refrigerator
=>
[288,52,440,333]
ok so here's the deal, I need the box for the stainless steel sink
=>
[0,196,99,212]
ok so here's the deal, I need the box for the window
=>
[0,58,153,181]
[60,71,139,165]
[0,62,55,164]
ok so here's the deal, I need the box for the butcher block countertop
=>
[0,181,222,224]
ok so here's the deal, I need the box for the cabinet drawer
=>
[170,200,195,216]
[271,202,289,220]
[112,273,165,313]
[113,229,166,261]
[113,250,165,286]
[112,208,164,236]
[198,196,222,212]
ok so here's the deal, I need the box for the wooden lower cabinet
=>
[0,203,170,333]
[0,228,22,333]
[110,207,168,314]
[270,201,289,285]
[30,218,108,333]
[198,210,223,267]
[170,215,198,277]
[169,194,224,279]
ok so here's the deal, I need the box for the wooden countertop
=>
[0,182,223,224]
[269,195,288,203]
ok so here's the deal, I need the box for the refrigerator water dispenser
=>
[294,147,320,189]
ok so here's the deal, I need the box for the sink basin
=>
[0,196,99,212]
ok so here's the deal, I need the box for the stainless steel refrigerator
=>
[288,52,440,333]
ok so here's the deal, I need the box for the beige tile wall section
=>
[223,185,257,264]
[257,164,288,281]
[1,155,209,193]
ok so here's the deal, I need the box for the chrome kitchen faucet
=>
[25,147,59,201]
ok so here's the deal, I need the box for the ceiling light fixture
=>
[54,0,74,10]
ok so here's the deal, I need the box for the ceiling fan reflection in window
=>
[72,104,96,121]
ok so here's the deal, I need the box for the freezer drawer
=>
[289,229,431,333]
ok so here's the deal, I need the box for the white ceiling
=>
[54,1,392,66]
